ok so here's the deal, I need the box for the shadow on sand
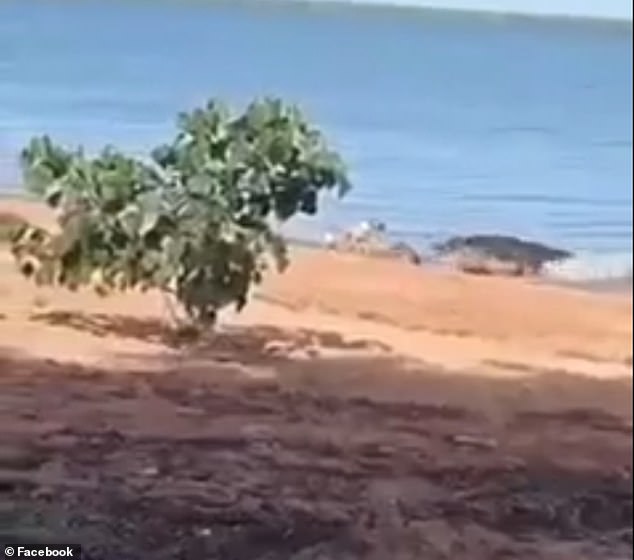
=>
[0,316,632,560]
[29,309,391,355]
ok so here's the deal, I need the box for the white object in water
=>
[351,221,372,240]
[542,253,632,281]
[323,232,337,249]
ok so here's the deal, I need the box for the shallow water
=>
[1,0,632,278]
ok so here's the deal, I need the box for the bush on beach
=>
[9,98,351,328]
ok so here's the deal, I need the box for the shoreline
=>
[1,194,632,296]
[287,236,634,296]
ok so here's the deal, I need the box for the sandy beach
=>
[1,199,632,559]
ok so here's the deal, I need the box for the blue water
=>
[1,0,632,277]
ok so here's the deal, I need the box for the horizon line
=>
[248,0,634,23]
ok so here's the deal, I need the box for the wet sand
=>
[1,199,632,559]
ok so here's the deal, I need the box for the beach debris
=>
[324,220,422,265]
[448,434,499,450]
[433,234,572,277]
[139,465,159,477]
[324,220,385,251]
[388,241,422,265]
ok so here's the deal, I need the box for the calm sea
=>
[1,0,632,279]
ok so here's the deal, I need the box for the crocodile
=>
[433,234,572,276]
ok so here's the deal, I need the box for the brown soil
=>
[0,199,632,559]
[1,352,631,560]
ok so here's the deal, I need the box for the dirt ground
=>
[0,200,632,559]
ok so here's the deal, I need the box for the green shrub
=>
[10,98,350,326]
